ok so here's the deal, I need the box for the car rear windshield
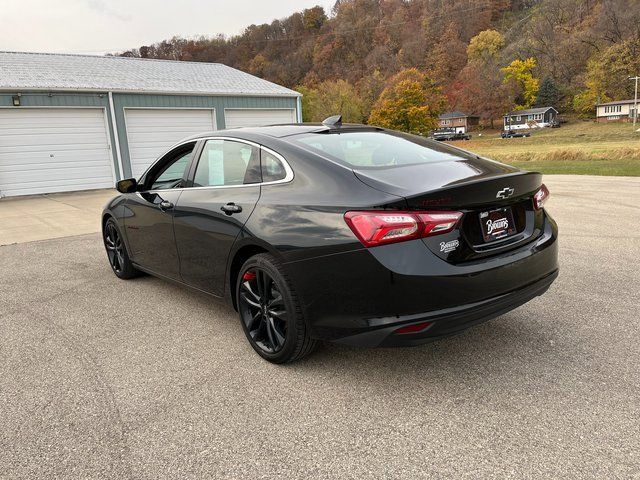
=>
[290,131,462,169]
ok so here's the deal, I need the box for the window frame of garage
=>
[0,104,119,197]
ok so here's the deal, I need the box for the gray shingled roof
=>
[438,111,476,119]
[504,106,557,116]
[596,99,636,106]
[0,51,300,97]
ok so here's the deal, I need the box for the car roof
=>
[182,123,383,142]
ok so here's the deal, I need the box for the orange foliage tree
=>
[368,69,446,134]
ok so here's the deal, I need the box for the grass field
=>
[449,120,640,176]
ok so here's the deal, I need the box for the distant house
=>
[437,112,479,134]
[595,100,638,122]
[503,107,558,131]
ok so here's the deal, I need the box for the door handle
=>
[159,200,174,211]
[220,202,243,215]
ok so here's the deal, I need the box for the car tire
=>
[103,217,139,280]
[236,253,317,363]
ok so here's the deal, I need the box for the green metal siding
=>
[1,91,298,181]
[111,93,298,178]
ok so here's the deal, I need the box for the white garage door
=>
[224,109,297,129]
[0,108,114,197]
[125,108,216,178]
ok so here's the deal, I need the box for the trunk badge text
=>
[496,187,515,199]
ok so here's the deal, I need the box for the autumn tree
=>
[426,23,468,86]
[448,29,510,127]
[450,61,512,128]
[573,39,640,116]
[297,80,364,123]
[502,58,540,109]
[369,69,446,134]
[467,30,505,63]
[356,70,386,122]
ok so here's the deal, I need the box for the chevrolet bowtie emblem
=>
[496,187,515,199]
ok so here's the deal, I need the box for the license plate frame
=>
[479,207,517,242]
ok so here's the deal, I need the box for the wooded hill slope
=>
[119,0,640,127]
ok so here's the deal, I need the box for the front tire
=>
[103,217,139,279]
[236,254,317,363]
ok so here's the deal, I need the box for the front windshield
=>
[291,131,462,168]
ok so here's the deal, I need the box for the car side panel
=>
[174,185,261,296]
[239,144,406,264]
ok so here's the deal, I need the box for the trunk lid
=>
[353,158,545,263]
[353,158,541,208]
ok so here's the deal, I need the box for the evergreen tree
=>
[535,77,560,107]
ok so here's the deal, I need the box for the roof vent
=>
[322,115,342,127]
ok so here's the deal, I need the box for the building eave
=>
[0,87,301,97]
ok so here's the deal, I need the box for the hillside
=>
[118,0,640,125]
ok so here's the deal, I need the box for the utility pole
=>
[630,76,639,128]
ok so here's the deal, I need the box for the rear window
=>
[291,131,461,168]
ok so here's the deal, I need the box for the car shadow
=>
[136,273,559,387]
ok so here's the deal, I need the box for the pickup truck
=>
[501,130,531,138]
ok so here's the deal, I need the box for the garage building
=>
[0,51,302,197]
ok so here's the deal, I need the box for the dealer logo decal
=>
[440,239,459,253]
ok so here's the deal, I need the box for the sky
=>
[1,0,335,55]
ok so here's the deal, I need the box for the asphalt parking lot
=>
[1,175,639,479]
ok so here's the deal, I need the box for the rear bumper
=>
[284,212,559,346]
[334,269,558,347]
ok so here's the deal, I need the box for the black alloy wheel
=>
[239,268,287,354]
[103,218,138,279]
[236,254,316,363]
[104,222,125,274]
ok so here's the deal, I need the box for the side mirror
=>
[116,178,138,194]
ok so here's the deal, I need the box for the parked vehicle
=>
[432,128,471,141]
[501,130,531,138]
[102,116,558,363]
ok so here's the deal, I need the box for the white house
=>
[595,100,638,122]
[503,107,558,131]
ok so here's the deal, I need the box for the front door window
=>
[144,142,196,190]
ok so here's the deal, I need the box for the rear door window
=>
[193,139,261,187]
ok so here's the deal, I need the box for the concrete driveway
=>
[0,189,116,246]
[1,175,639,479]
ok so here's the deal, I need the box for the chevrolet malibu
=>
[102,117,558,363]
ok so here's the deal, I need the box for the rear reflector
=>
[344,210,462,247]
[533,184,550,210]
[394,321,432,335]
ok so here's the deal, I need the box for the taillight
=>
[344,210,462,247]
[533,184,550,210]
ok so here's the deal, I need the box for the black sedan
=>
[102,116,558,363]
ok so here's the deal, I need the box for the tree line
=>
[119,0,640,131]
